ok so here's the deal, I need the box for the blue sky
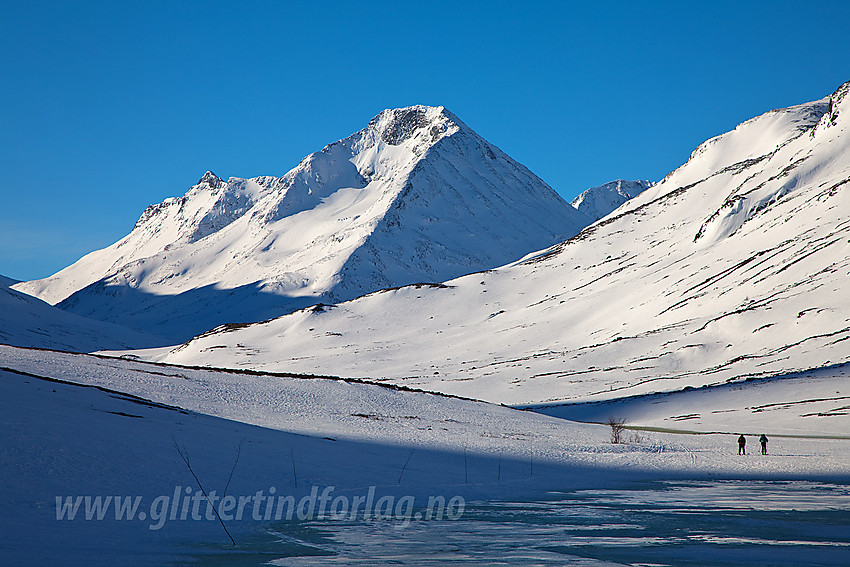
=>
[2,1,849,281]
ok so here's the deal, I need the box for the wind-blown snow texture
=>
[153,82,850,410]
[13,106,590,343]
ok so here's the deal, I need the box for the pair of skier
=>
[737,434,768,455]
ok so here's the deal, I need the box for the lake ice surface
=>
[180,479,850,566]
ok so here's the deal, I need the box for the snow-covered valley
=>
[2,344,848,565]
[3,82,850,565]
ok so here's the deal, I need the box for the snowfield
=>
[1,345,848,565]
[531,363,850,437]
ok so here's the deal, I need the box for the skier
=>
[759,434,768,455]
[737,434,746,455]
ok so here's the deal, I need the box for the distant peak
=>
[570,179,653,223]
[197,171,223,189]
[368,105,457,146]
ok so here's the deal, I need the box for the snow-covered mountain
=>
[570,179,653,222]
[150,81,850,407]
[13,106,590,342]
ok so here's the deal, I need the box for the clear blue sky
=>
[2,1,849,281]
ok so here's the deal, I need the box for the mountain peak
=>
[16,105,590,341]
[197,170,223,189]
[368,105,458,146]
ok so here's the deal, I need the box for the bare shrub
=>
[607,416,628,444]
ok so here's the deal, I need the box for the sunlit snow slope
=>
[154,81,850,407]
[13,106,589,342]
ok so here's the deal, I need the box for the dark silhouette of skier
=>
[737,434,746,455]
[759,434,768,455]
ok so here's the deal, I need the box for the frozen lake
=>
[181,479,850,566]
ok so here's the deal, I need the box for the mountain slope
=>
[13,106,590,342]
[570,179,653,222]
[0,282,162,351]
[0,274,19,288]
[151,81,850,407]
